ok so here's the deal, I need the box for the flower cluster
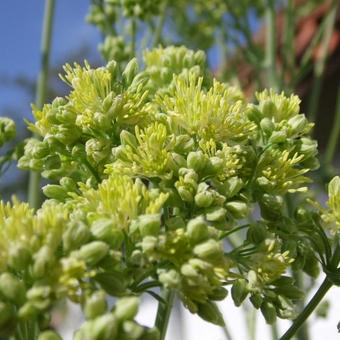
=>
[0,46,337,338]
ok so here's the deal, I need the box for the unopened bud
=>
[115,297,139,321]
[225,201,249,219]
[77,241,109,266]
[187,151,206,173]
[38,331,61,340]
[261,302,277,324]
[122,58,139,85]
[0,273,26,305]
[206,207,226,222]
[8,244,31,271]
[158,269,181,288]
[138,214,161,237]
[197,301,225,326]
[63,221,91,251]
[231,279,248,306]
[193,239,222,260]
[187,216,209,243]
[92,219,124,248]
[84,291,107,320]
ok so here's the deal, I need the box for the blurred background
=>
[1,0,340,339]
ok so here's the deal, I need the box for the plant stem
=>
[130,18,137,58]
[293,271,309,340]
[308,0,337,122]
[28,0,55,210]
[265,0,277,90]
[279,277,332,340]
[271,322,279,340]
[155,289,175,340]
[153,0,168,46]
[324,86,340,165]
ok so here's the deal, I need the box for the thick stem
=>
[308,0,337,122]
[265,0,277,90]
[279,277,332,340]
[28,0,55,209]
[155,289,175,340]
[324,86,340,165]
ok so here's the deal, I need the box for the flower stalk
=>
[28,0,55,209]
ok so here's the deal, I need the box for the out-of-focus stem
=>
[308,0,337,122]
[28,0,55,210]
[154,0,168,46]
[325,86,340,165]
[155,289,175,340]
[265,0,277,90]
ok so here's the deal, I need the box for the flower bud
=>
[187,216,209,244]
[38,331,62,340]
[261,99,276,118]
[206,207,226,222]
[209,287,228,301]
[122,58,139,85]
[43,184,68,201]
[0,273,26,306]
[141,328,160,340]
[224,177,244,198]
[197,301,225,326]
[91,219,124,248]
[165,216,185,230]
[63,221,91,252]
[26,285,51,310]
[141,236,157,254]
[115,297,139,321]
[77,241,109,266]
[231,279,248,306]
[0,302,15,326]
[193,239,222,260]
[177,186,194,202]
[269,131,286,143]
[91,314,118,340]
[225,201,249,219]
[158,269,181,288]
[287,114,308,134]
[8,244,31,271]
[122,321,144,338]
[260,117,275,135]
[259,194,283,220]
[246,104,262,123]
[138,214,161,237]
[18,302,38,319]
[249,293,263,309]
[60,177,77,192]
[187,151,206,173]
[0,117,15,146]
[120,130,137,148]
[195,191,214,208]
[32,246,54,278]
[261,302,277,324]
[84,291,107,320]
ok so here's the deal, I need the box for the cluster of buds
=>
[0,46,337,339]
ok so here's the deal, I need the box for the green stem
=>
[28,0,55,210]
[324,86,340,165]
[271,322,279,340]
[130,18,137,58]
[155,289,175,340]
[153,0,168,46]
[279,277,332,340]
[265,0,277,90]
[308,0,337,122]
[281,0,295,92]
[245,305,257,340]
[293,271,309,340]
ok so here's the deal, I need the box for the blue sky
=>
[0,0,101,122]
